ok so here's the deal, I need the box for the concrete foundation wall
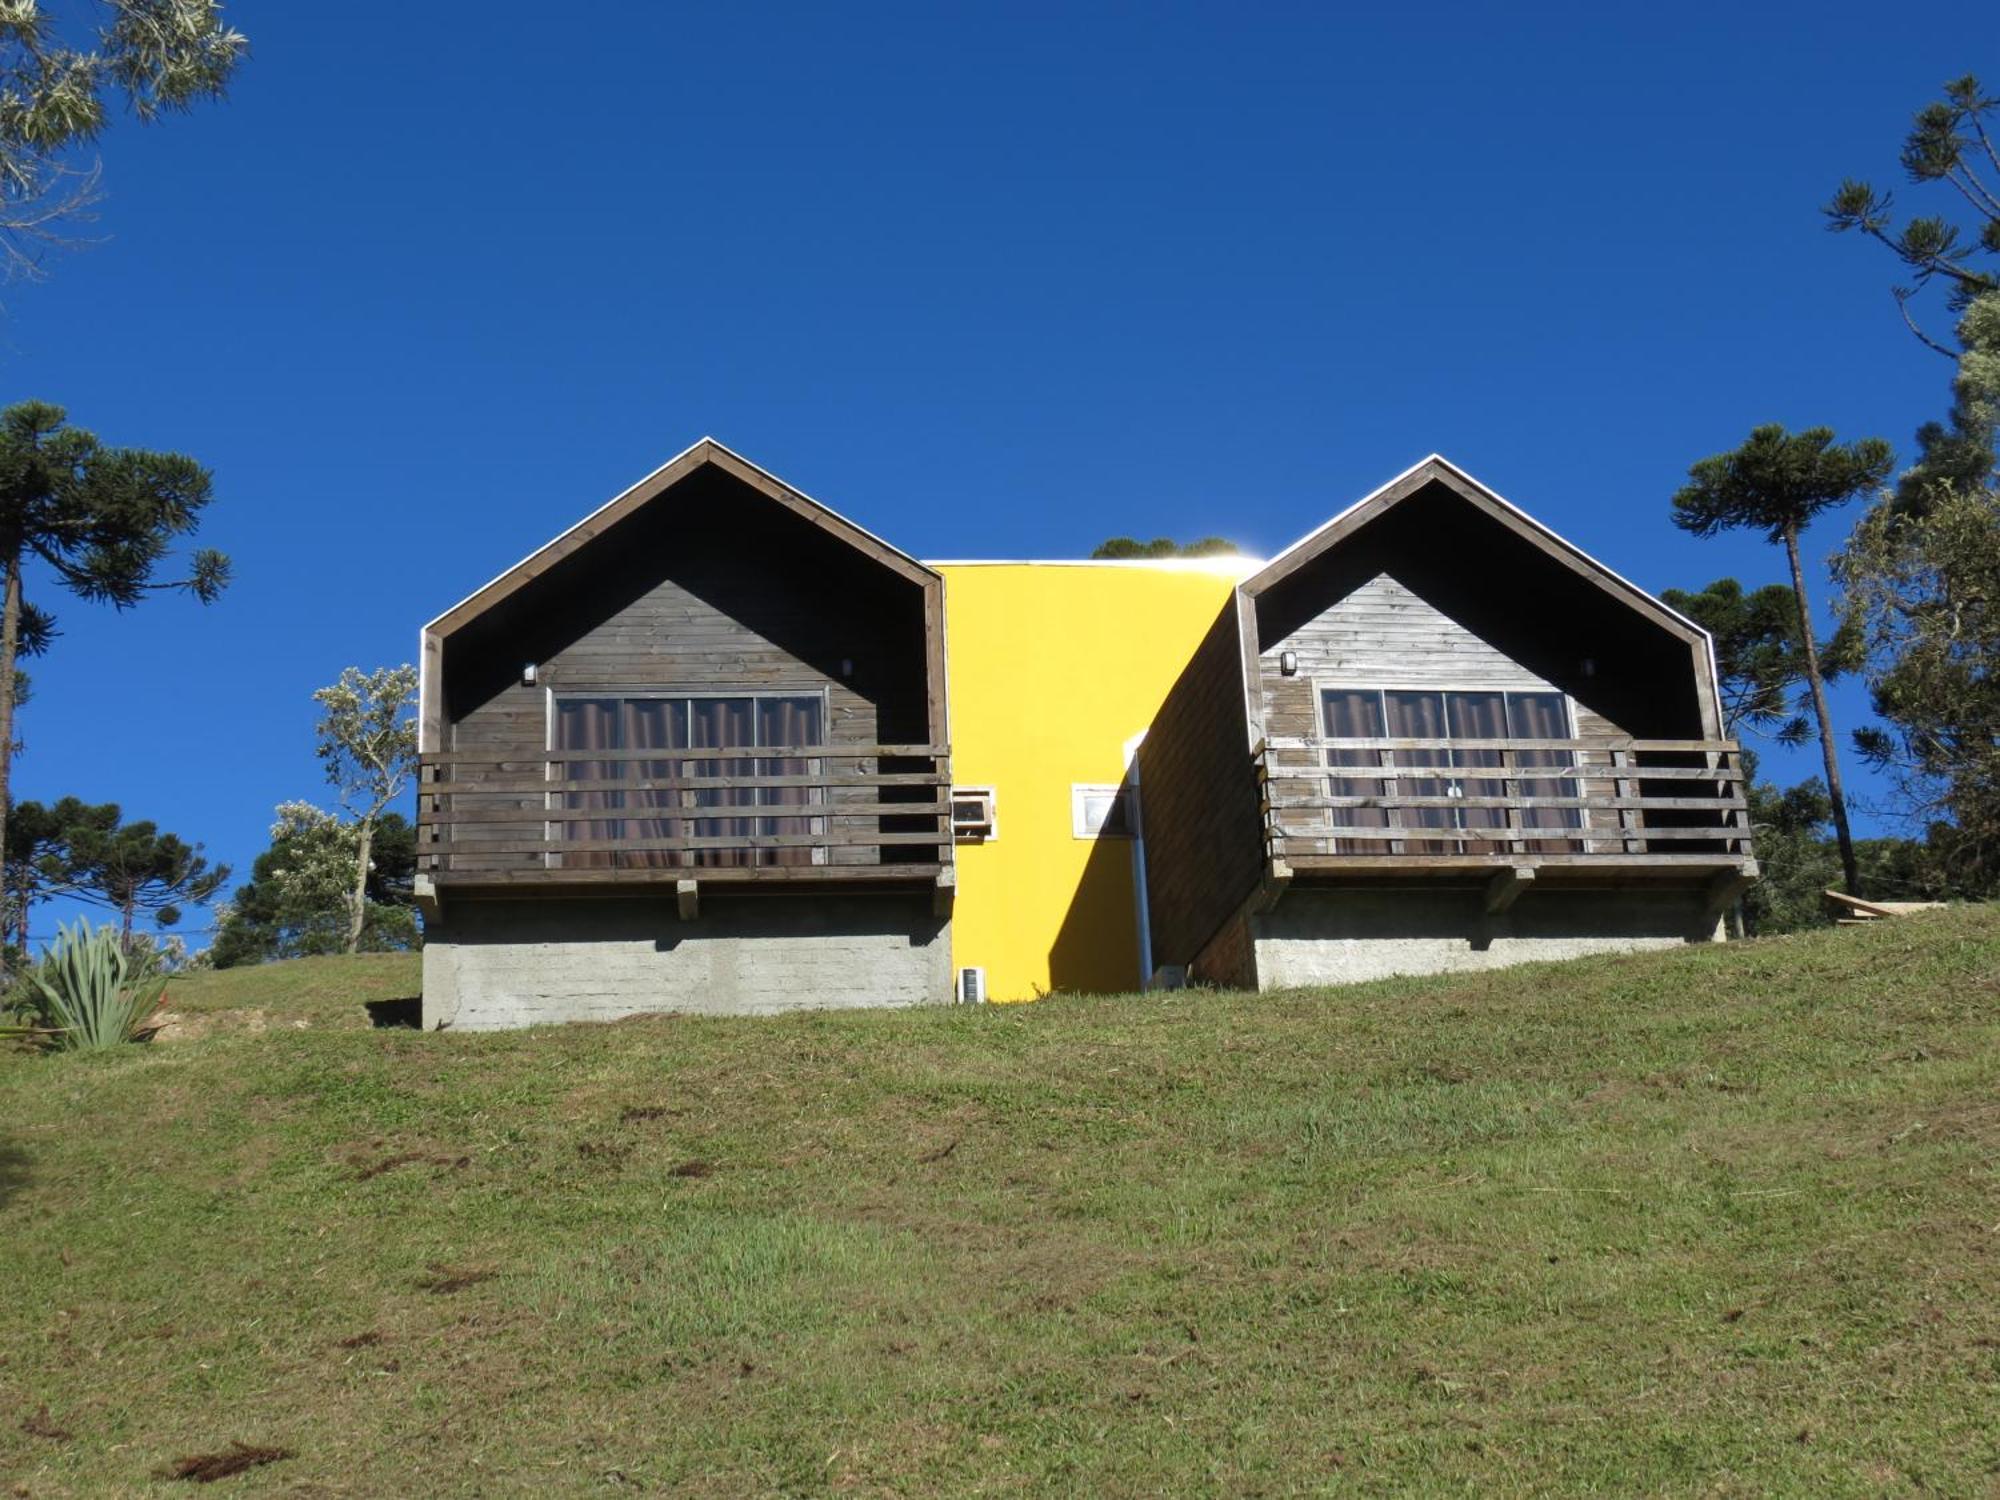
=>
[1252,886,1721,989]
[422,894,951,1030]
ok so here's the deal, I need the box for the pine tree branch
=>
[1970,109,2000,178]
[1893,290,1960,358]
[1943,164,2000,223]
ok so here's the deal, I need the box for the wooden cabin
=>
[415,439,952,1028]
[1140,457,1756,989]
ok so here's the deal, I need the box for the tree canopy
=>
[0,400,228,947]
[51,806,228,945]
[1660,577,1862,742]
[1671,424,1893,895]
[209,804,417,969]
[312,665,419,953]
[0,0,248,279]
[1089,536,1239,560]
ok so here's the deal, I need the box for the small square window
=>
[1072,784,1136,839]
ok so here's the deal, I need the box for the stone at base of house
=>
[421,893,951,1030]
[1193,885,1722,990]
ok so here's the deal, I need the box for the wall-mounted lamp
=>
[840,658,854,679]
[1580,657,1596,679]
[1278,650,1299,677]
[522,663,539,687]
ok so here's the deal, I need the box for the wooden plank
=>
[1262,793,1746,813]
[1283,852,1757,872]
[439,829,950,854]
[676,878,698,920]
[421,744,946,766]
[422,800,949,828]
[1264,735,1742,754]
[424,771,950,795]
[430,862,946,888]
[1281,824,1751,846]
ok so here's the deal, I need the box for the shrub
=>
[26,921,168,1051]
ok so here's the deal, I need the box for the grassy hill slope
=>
[2,912,1996,1495]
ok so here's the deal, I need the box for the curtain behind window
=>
[1322,689,1390,854]
[757,695,825,868]
[1507,691,1579,853]
[1446,691,1508,845]
[687,697,756,869]
[555,698,622,870]
[1384,690,1455,853]
[622,698,686,869]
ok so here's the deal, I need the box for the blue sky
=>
[6,2,1990,943]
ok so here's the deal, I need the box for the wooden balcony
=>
[1256,736,1755,893]
[416,744,952,901]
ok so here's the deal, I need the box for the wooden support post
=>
[414,872,442,925]
[676,878,699,921]
[1705,863,1758,920]
[932,866,955,918]
[1611,748,1638,854]
[1484,864,1535,915]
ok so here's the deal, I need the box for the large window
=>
[1319,687,1579,855]
[551,693,826,869]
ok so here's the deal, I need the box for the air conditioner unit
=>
[950,786,997,842]
[956,966,986,1005]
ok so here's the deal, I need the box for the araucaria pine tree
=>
[1672,425,1895,895]
[0,401,229,930]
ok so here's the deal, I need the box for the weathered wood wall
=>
[1137,600,1267,970]
[437,466,935,874]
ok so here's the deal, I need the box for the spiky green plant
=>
[27,920,167,1051]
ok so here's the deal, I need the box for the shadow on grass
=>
[363,998,422,1030]
[0,1139,28,1208]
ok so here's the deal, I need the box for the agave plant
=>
[26,921,169,1052]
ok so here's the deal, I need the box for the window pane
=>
[1320,689,1389,853]
[1384,691,1452,848]
[757,695,825,866]
[1507,691,1580,845]
[619,699,684,869]
[554,699,623,870]
[1447,691,1509,834]
[1073,786,1135,839]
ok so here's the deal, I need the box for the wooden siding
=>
[1261,574,1557,703]
[432,463,940,879]
[1137,602,1267,968]
[1257,572,1639,846]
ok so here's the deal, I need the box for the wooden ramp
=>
[1824,890,1947,926]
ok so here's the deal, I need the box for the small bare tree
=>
[312,666,418,954]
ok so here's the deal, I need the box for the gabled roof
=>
[424,436,939,640]
[1243,454,1712,652]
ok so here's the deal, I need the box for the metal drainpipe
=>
[1124,732,1153,988]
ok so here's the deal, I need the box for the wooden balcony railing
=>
[417,744,951,883]
[1256,736,1753,866]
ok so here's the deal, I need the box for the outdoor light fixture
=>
[522,663,538,686]
[1581,657,1596,678]
[841,658,855,678]
[1279,650,1299,676]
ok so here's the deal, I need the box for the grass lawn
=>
[1,910,1997,1495]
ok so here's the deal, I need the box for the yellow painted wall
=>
[939,560,1257,1001]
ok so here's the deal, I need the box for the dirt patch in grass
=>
[618,1104,679,1124]
[669,1159,716,1178]
[417,1265,497,1295]
[351,1150,470,1182]
[156,1441,292,1482]
[19,1404,71,1442]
